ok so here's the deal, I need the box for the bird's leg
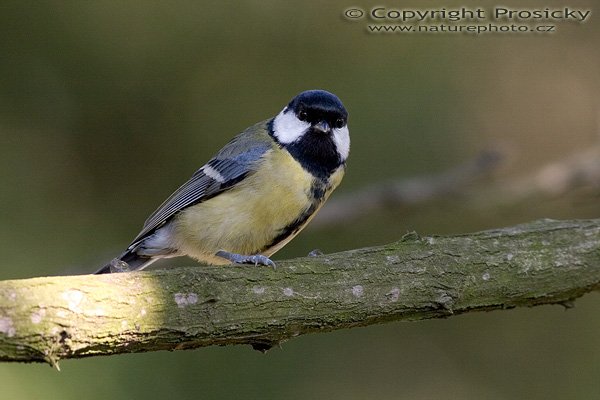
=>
[215,250,276,268]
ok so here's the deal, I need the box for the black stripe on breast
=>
[261,203,318,253]
[260,179,330,252]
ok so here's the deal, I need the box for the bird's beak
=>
[313,120,331,134]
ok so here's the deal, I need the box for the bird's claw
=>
[216,251,276,268]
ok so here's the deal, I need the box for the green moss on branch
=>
[1,218,599,367]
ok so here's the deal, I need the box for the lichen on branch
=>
[1,218,599,367]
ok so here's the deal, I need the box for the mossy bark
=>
[1,218,599,367]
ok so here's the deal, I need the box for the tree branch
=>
[1,218,599,368]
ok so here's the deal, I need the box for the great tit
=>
[95,89,349,274]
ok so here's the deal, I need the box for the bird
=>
[95,89,349,274]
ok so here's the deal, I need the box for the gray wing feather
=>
[129,121,274,246]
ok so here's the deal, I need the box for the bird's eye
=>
[298,110,308,121]
[334,118,345,129]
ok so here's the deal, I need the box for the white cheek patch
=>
[272,108,310,144]
[333,126,350,161]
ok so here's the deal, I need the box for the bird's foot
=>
[216,251,276,268]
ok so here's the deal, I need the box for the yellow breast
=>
[172,148,331,264]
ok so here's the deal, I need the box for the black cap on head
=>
[287,90,348,129]
[271,90,349,179]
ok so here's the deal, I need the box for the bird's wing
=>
[129,120,274,246]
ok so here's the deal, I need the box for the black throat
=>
[268,119,343,180]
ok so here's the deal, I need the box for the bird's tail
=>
[94,250,156,274]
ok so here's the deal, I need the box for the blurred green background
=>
[1,0,599,398]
